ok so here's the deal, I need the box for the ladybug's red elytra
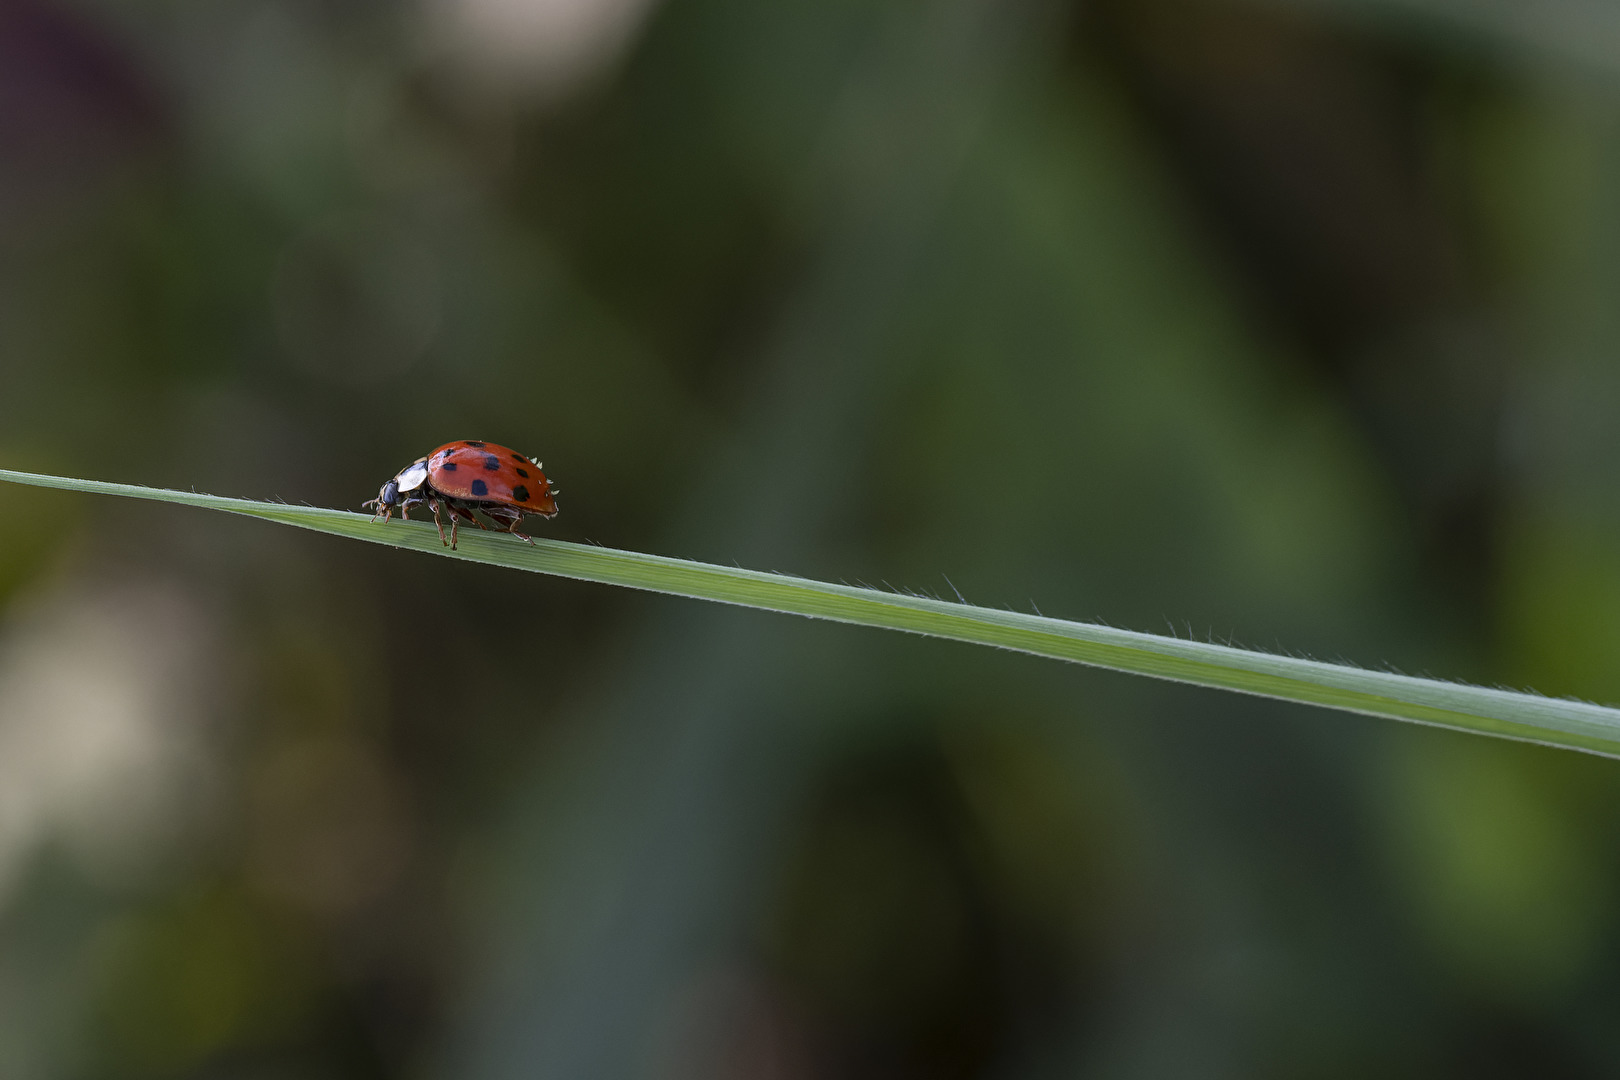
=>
[364,440,558,548]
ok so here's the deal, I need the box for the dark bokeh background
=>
[5,0,1620,1075]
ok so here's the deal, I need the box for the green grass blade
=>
[5,466,1618,757]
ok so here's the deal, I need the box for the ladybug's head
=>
[364,457,429,521]
[363,477,403,520]
[365,477,404,511]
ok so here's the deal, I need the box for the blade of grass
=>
[5,465,1619,758]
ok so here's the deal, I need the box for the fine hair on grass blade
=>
[5,466,1619,758]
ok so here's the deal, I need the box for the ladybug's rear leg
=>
[483,505,535,545]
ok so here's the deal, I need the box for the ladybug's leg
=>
[446,502,471,548]
[428,498,450,547]
[506,511,534,543]
[495,512,534,544]
[484,506,535,545]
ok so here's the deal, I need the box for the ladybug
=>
[364,440,558,549]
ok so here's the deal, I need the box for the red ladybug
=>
[364,440,558,548]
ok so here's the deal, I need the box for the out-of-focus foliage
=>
[4,0,1620,1076]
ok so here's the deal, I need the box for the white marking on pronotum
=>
[397,461,429,492]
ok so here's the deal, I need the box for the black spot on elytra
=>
[511,453,526,463]
[511,485,529,503]
[470,479,489,497]
[483,455,500,470]
[515,467,529,478]
[440,461,457,471]
[466,441,486,448]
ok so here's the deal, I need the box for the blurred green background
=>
[4,0,1620,1075]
